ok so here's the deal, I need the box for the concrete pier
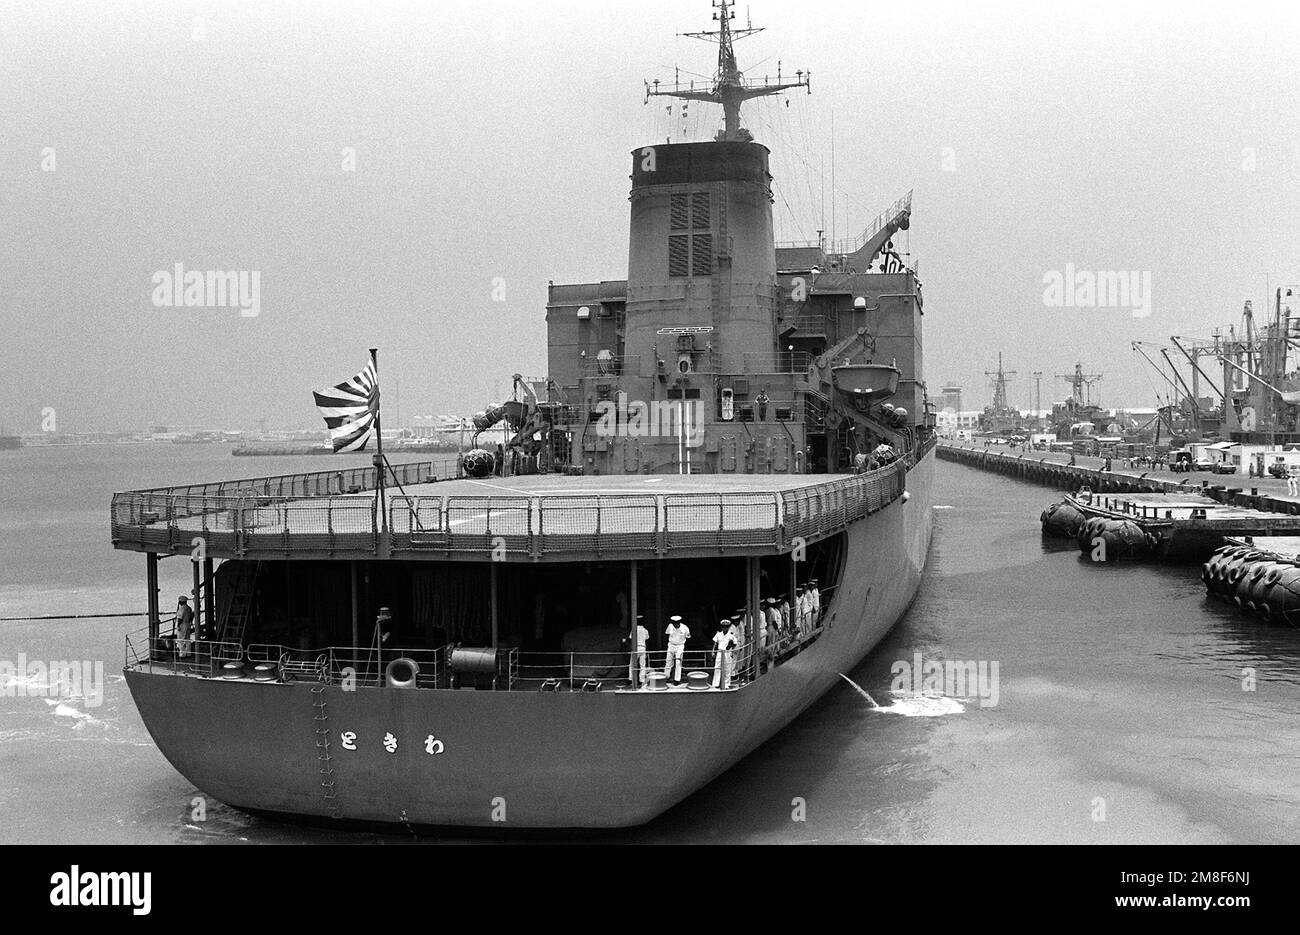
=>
[938,441,1300,518]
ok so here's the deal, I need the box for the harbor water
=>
[2,444,1297,843]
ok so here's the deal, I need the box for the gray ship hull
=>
[125,450,934,829]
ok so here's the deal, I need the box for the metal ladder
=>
[310,685,340,818]
[217,561,260,647]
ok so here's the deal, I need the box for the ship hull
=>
[125,450,934,829]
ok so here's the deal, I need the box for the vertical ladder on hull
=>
[217,561,260,647]
[310,685,340,819]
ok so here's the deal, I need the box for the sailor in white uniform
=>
[664,615,690,684]
[726,614,744,683]
[765,597,783,647]
[711,620,736,689]
[633,614,650,686]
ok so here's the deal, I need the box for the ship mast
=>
[644,0,810,142]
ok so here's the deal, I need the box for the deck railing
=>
[123,635,831,692]
[111,437,934,557]
[132,458,452,501]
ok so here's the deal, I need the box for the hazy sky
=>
[2,0,1298,432]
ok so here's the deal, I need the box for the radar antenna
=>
[644,0,810,142]
[985,352,1016,410]
[1056,362,1103,406]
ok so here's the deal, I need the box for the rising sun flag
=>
[312,359,381,452]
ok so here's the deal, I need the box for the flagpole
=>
[370,347,388,535]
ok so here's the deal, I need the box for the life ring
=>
[384,657,420,689]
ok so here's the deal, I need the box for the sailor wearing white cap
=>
[711,620,736,689]
[664,615,690,684]
[797,586,812,636]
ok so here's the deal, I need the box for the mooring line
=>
[0,612,147,622]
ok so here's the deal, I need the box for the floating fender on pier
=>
[1208,547,1253,595]
[1202,546,1234,595]
[1236,561,1289,614]
[1258,566,1300,624]
[1075,517,1157,561]
[1222,551,1263,593]
[1040,500,1086,538]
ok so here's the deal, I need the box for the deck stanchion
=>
[146,552,159,651]
[490,562,499,651]
[204,557,214,638]
[350,561,359,650]
[191,558,201,644]
[629,561,638,686]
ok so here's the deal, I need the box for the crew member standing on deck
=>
[1289,471,1298,497]
[175,596,195,658]
[664,615,690,684]
[711,621,735,689]
[764,596,781,645]
[797,586,812,636]
[727,614,745,682]
[633,614,650,687]
[749,605,767,672]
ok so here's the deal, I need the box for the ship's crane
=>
[644,0,810,143]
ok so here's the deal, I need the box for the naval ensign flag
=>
[312,357,381,452]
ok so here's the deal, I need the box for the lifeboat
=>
[832,364,900,405]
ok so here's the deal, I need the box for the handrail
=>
[125,629,839,691]
[112,457,455,502]
[112,438,937,557]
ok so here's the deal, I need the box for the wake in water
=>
[839,673,964,717]
[43,697,109,729]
